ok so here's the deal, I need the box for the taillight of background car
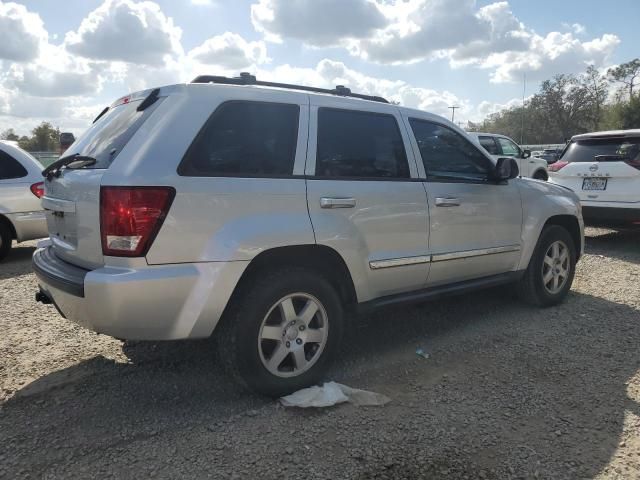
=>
[548,161,568,172]
[30,182,44,198]
[100,186,175,257]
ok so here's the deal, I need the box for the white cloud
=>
[251,0,388,46]
[191,0,215,5]
[65,0,183,66]
[0,2,48,62]
[188,32,268,69]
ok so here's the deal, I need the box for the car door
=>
[496,136,527,176]
[0,149,34,215]
[404,117,523,287]
[305,98,430,302]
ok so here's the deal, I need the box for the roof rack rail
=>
[191,72,389,104]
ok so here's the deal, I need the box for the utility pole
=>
[448,106,459,123]
[520,73,526,144]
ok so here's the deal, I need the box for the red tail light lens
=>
[100,186,175,257]
[548,161,568,172]
[30,182,44,198]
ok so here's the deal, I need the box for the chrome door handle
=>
[320,197,356,209]
[435,197,460,207]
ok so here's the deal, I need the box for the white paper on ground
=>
[280,381,391,408]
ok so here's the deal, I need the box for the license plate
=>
[582,177,607,191]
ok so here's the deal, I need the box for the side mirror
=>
[494,157,519,181]
[522,149,531,159]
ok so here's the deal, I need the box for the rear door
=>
[405,117,523,287]
[42,90,166,269]
[0,149,35,214]
[305,99,429,301]
[551,136,640,203]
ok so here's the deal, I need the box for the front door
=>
[305,98,430,302]
[405,117,523,287]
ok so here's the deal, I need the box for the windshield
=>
[561,137,640,163]
[63,97,163,169]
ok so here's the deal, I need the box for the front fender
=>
[518,179,583,270]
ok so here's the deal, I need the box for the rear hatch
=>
[42,89,166,270]
[549,136,640,203]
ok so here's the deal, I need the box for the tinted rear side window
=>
[316,108,409,179]
[179,101,300,177]
[479,136,499,155]
[65,97,164,169]
[0,151,28,180]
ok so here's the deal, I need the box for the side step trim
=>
[357,271,524,314]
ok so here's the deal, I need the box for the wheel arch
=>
[543,215,582,261]
[228,244,358,309]
[0,214,17,240]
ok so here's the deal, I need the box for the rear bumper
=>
[582,205,640,227]
[33,246,249,340]
[6,211,48,242]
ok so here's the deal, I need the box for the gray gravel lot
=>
[1,228,639,479]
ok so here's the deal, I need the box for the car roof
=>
[572,129,640,140]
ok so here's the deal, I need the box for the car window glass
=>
[180,101,299,177]
[316,108,409,179]
[479,136,499,155]
[0,150,28,180]
[497,137,520,157]
[409,120,492,178]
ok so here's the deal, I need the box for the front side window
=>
[409,119,492,179]
[180,101,300,177]
[497,137,520,157]
[0,151,28,180]
[479,136,499,155]
[316,108,410,179]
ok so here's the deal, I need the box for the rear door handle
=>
[435,197,460,207]
[320,197,356,209]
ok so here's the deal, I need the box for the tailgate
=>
[43,170,105,270]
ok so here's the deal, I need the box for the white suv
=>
[0,141,48,261]
[468,132,549,180]
[548,130,640,228]
[33,75,584,395]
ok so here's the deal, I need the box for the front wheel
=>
[517,225,576,307]
[217,267,344,397]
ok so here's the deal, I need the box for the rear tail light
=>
[100,186,175,257]
[548,161,568,172]
[30,182,44,198]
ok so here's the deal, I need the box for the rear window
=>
[179,101,300,177]
[316,108,409,179]
[0,150,28,180]
[64,97,164,169]
[561,137,640,163]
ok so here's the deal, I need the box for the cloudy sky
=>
[0,0,637,136]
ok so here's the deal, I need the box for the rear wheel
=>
[0,222,12,262]
[217,267,344,397]
[532,170,548,181]
[517,225,576,307]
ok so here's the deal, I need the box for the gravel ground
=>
[1,228,639,479]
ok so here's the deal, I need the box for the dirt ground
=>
[1,228,639,479]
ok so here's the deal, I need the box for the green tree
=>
[0,128,20,141]
[21,122,61,152]
[619,95,640,129]
[581,65,609,130]
[607,58,640,100]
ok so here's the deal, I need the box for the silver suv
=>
[33,74,584,396]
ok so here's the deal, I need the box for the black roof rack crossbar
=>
[191,72,389,104]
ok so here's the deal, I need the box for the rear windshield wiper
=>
[43,154,97,180]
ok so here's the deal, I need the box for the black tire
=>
[216,267,344,397]
[516,225,576,307]
[0,221,12,262]
[533,170,548,181]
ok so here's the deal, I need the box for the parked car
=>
[538,148,563,164]
[467,132,549,180]
[548,129,640,228]
[33,75,584,396]
[0,141,47,261]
